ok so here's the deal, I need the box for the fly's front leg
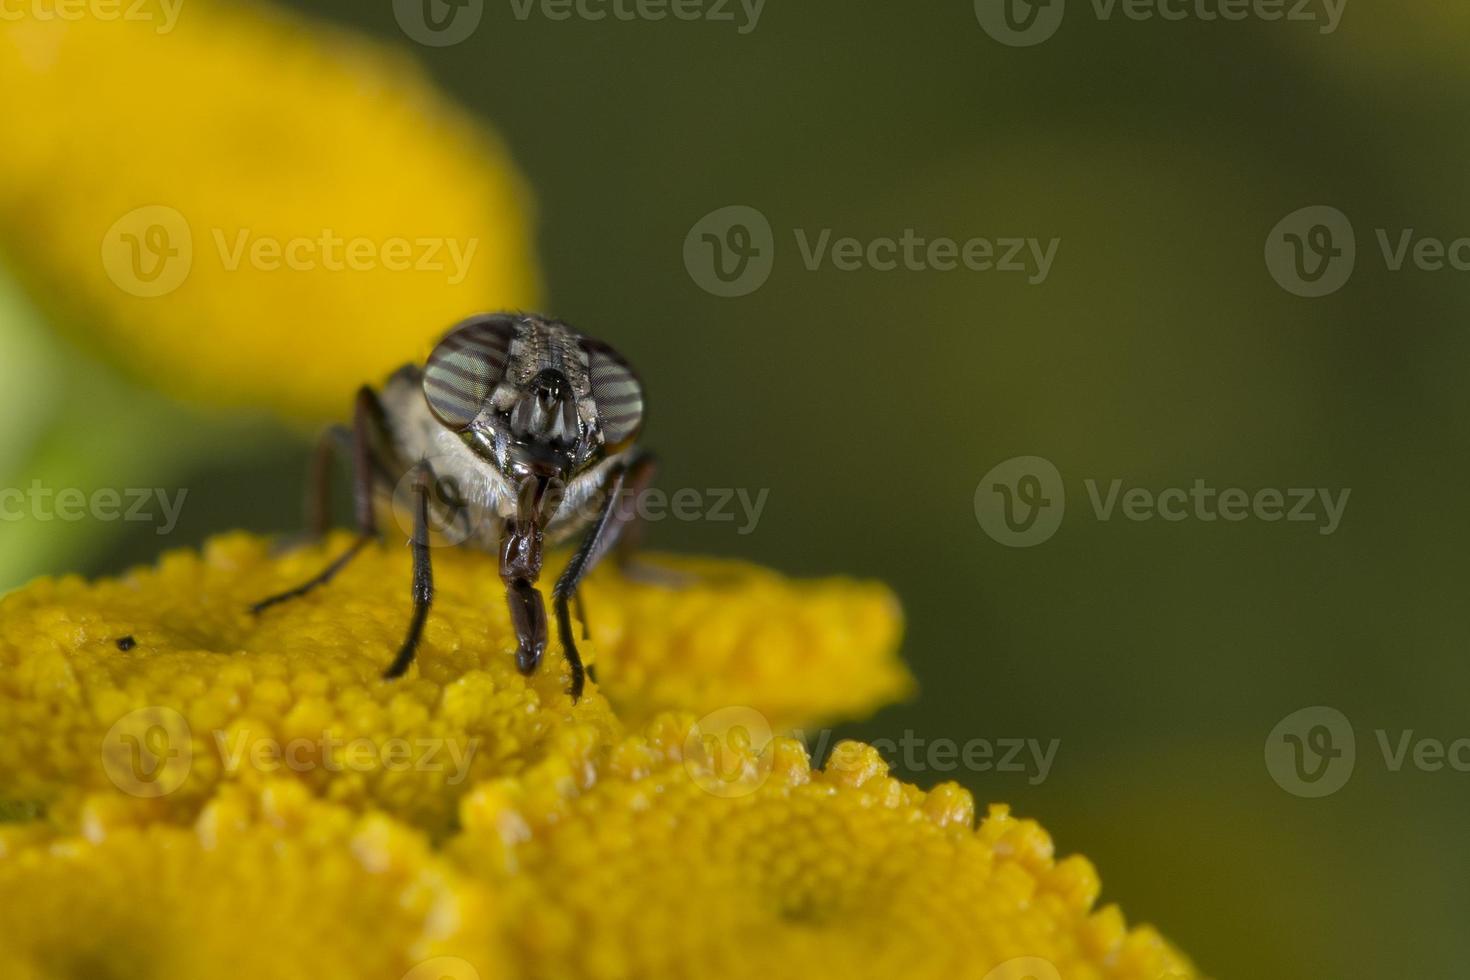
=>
[551,453,655,701]
[383,461,434,679]
[252,386,387,614]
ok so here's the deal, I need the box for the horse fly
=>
[251,312,651,700]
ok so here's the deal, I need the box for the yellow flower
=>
[0,532,1201,978]
[0,0,538,423]
[0,532,906,833]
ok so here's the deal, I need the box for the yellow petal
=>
[0,0,538,422]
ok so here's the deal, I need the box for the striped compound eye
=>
[583,339,644,450]
[422,315,517,429]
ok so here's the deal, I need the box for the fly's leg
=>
[383,461,434,679]
[612,452,657,571]
[251,386,386,614]
[552,452,656,700]
[306,424,349,539]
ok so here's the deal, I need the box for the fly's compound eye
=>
[422,314,517,430]
[583,339,644,450]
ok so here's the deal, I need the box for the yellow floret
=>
[0,0,539,422]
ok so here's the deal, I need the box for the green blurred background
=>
[5,3,1469,977]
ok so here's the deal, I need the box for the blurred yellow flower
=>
[0,0,538,422]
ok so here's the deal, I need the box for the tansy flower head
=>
[0,532,1202,979]
[0,532,907,834]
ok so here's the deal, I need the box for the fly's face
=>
[420,313,644,521]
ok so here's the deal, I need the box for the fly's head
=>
[420,313,644,525]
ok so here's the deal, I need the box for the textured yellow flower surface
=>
[0,532,1201,979]
[0,532,907,833]
[0,0,538,422]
